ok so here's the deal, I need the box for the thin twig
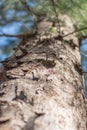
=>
[50,0,61,34]
[0,31,37,38]
[0,26,87,38]
[20,0,36,16]
[20,0,37,31]
[63,26,87,37]
[81,51,87,57]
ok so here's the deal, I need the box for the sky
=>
[0,0,35,61]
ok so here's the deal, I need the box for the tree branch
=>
[50,0,61,34]
[63,26,87,37]
[0,26,87,39]
[20,0,37,16]
[0,31,37,38]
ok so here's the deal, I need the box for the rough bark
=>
[0,15,86,130]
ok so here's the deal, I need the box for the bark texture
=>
[0,15,86,130]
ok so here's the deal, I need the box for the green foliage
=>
[50,27,57,33]
[1,0,87,36]
[31,0,87,36]
[4,0,22,10]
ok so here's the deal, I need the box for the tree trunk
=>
[0,15,86,130]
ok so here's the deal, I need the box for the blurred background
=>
[0,0,35,61]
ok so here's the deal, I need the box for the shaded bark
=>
[0,15,86,130]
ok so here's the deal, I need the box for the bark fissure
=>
[0,15,86,130]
